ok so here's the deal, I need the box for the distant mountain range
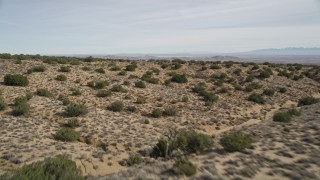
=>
[240,47,320,56]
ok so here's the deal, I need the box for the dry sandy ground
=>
[0,58,319,178]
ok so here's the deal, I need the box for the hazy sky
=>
[0,0,320,54]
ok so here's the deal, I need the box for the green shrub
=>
[36,88,53,97]
[220,132,252,152]
[123,80,130,86]
[173,157,197,177]
[12,102,30,116]
[88,80,109,89]
[71,88,81,96]
[0,97,7,110]
[14,96,28,106]
[163,106,178,116]
[65,103,88,117]
[59,66,71,72]
[4,74,29,86]
[82,66,90,71]
[279,87,287,93]
[95,68,105,74]
[245,75,255,82]
[126,106,137,112]
[108,101,124,112]
[146,77,159,84]
[0,155,83,180]
[248,93,265,104]
[182,96,188,102]
[96,90,112,97]
[135,81,146,88]
[136,97,146,104]
[66,118,80,128]
[110,65,121,71]
[171,74,188,83]
[31,65,46,72]
[55,74,67,81]
[258,70,271,79]
[151,108,163,118]
[287,108,301,116]
[26,92,33,100]
[62,98,71,106]
[111,84,127,93]
[127,153,143,166]
[172,62,182,69]
[54,128,80,142]
[273,112,291,123]
[125,64,137,71]
[210,64,221,69]
[118,71,127,76]
[298,96,319,106]
[263,89,275,96]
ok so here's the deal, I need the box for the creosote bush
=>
[220,132,252,152]
[30,65,46,73]
[173,157,197,177]
[111,84,127,93]
[126,153,143,166]
[59,66,71,72]
[65,103,88,117]
[12,102,30,116]
[151,108,163,118]
[273,112,291,123]
[4,74,29,86]
[136,97,146,104]
[171,74,188,83]
[54,128,80,142]
[36,88,53,97]
[55,74,67,81]
[298,96,319,106]
[0,155,83,180]
[263,89,275,96]
[135,81,146,88]
[87,80,109,89]
[0,96,7,110]
[95,68,105,74]
[151,129,213,158]
[108,101,124,112]
[96,90,112,97]
[248,93,265,104]
[66,118,80,128]
[163,106,178,116]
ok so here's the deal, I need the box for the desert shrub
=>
[175,130,213,154]
[59,66,71,72]
[245,82,262,92]
[14,96,28,106]
[233,68,242,75]
[108,101,124,112]
[82,66,90,71]
[298,96,319,106]
[31,65,46,72]
[273,112,291,123]
[26,92,33,100]
[263,89,275,96]
[55,74,67,81]
[65,103,88,117]
[110,65,121,71]
[248,93,265,104]
[88,80,109,89]
[95,68,105,74]
[0,97,7,110]
[163,106,178,116]
[144,119,150,124]
[151,139,169,158]
[218,87,228,93]
[136,97,146,104]
[146,77,159,84]
[287,108,301,116]
[171,74,188,83]
[220,132,252,152]
[245,75,255,82]
[135,81,146,88]
[62,98,71,105]
[279,87,287,93]
[96,90,112,97]
[150,67,160,74]
[118,71,126,76]
[126,153,143,166]
[83,56,94,62]
[161,64,169,69]
[233,84,242,91]
[54,128,80,142]
[4,74,29,86]
[125,64,137,71]
[210,64,221,69]
[123,80,130,86]
[251,64,259,70]
[12,102,30,116]
[258,70,271,79]
[182,96,188,102]
[172,62,182,69]
[0,155,83,180]
[126,106,137,112]
[173,157,197,177]
[70,88,81,96]
[111,84,127,93]
[66,118,80,128]
[192,84,218,104]
[151,108,163,118]
[36,88,53,97]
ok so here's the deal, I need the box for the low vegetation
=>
[65,103,88,117]
[220,132,252,152]
[4,74,29,86]
[54,128,80,142]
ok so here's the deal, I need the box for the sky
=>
[0,0,320,55]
